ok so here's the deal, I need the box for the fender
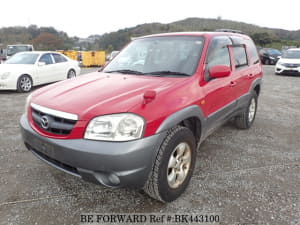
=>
[155,105,206,135]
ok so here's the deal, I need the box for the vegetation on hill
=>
[0,18,299,52]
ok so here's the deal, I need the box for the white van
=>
[6,44,34,59]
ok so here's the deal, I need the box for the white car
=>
[0,51,81,92]
[275,48,300,75]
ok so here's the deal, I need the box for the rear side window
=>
[232,46,248,69]
[246,40,260,64]
[52,53,67,63]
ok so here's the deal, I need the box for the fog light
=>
[94,172,120,187]
[108,173,120,185]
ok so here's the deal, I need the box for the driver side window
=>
[39,54,53,65]
[205,36,232,81]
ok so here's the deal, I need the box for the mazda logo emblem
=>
[40,116,50,129]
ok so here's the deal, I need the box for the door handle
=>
[229,81,237,87]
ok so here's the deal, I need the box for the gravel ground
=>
[0,66,299,225]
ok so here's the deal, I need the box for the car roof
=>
[17,51,62,55]
[287,48,300,51]
[137,31,250,39]
[7,44,33,46]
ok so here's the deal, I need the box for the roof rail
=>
[215,29,245,34]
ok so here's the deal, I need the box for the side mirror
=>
[37,62,46,67]
[209,65,231,78]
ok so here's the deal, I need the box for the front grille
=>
[32,108,77,135]
[282,63,300,68]
[281,70,300,75]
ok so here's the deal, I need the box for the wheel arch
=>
[155,105,205,144]
[250,78,262,97]
[16,73,34,86]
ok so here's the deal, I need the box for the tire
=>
[67,69,76,79]
[17,75,33,93]
[143,126,196,202]
[265,59,270,65]
[235,92,258,129]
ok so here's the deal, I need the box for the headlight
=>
[0,72,10,80]
[276,61,283,66]
[84,113,145,141]
[24,93,32,117]
[269,56,275,60]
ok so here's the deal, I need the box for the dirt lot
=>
[0,66,299,225]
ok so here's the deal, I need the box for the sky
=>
[0,0,299,38]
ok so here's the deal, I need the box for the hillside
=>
[1,18,300,51]
[94,18,300,51]
[0,25,77,50]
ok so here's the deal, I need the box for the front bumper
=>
[20,114,167,188]
[275,64,300,75]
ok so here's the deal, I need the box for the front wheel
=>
[265,59,270,65]
[17,75,33,93]
[143,126,196,202]
[235,92,258,129]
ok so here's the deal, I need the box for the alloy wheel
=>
[167,142,191,189]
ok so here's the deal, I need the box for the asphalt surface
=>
[0,66,299,225]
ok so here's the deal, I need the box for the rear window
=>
[233,46,248,68]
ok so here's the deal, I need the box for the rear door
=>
[231,38,262,99]
[51,53,69,80]
[230,44,251,98]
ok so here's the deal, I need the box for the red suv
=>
[20,31,263,202]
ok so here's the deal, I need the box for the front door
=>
[201,36,238,130]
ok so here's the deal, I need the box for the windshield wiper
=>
[105,69,144,75]
[147,71,191,77]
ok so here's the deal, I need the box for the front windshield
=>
[5,53,39,64]
[7,46,31,56]
[282,50,300,59]
[103,36,205,76]
[266,49,281,55]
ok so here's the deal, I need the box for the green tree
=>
[251,32,273,47]
[33,32,64,50]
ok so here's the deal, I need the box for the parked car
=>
[108,51,120,61]
[20,31,263,202]
[0,51,80,92]
[275,48,300,75]
[6,44,34,60]
[259,48,282,65]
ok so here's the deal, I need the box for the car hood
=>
[31,72,186,120]
[0,64,33,73]
[278,58,300,64]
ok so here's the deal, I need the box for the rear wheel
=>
[235,92,258,129]
[67,69,76,79]
[17,75,33,93]
[143,126,196,202]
